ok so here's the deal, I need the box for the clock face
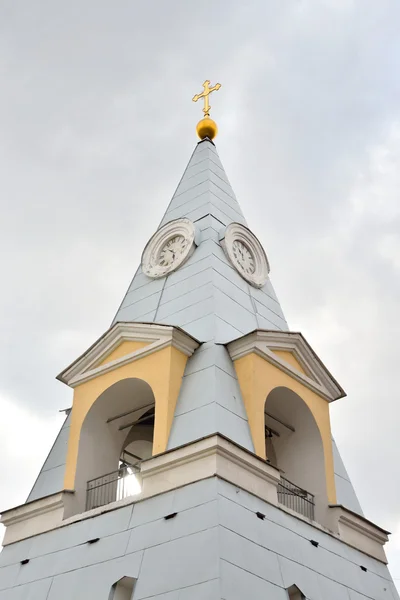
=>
[159,236,188,268]
[232,240,255,275]
[141,219,196,278]
[221,223,270,288]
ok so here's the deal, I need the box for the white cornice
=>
[227,330,345,402]
[141,434,281,489]
[1,492,65,528]
[1,436,388,562]
[329,504,389,563]
[57,322,200,388]
[338,510,389,543]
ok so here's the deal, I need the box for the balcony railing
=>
[277,476,315,521]
[86,464,141,511]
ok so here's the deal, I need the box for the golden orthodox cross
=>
[192,80,221,117]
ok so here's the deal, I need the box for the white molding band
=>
[0,435,389,563]
[0,492,68,546]
[139,434,281,505]
[329,505,389,563]
[227,329,345,402]
[1,493,65,527]
[57,322,200,387]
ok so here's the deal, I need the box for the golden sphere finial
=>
[192,80,221,140]
[196,117,218,140]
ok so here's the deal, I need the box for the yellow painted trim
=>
[234,353,337,504]
[154,346,188,455]
[63,345,188,490]
[272,350,307,376]
[97,341,149,366]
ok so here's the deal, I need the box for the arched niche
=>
[286,584,305,599]
[109,576,135,600]
[68,377,155,516]
[265,386,329,526]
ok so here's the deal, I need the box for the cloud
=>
[0,393,64,508]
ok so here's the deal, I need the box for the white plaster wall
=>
[0,478,397,600]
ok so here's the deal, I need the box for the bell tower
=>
[0,84,398,600]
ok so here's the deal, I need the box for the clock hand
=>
[166,248,176,260]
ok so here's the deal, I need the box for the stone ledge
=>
[0,435,390,564]
[1,491,74,546]
[0,435,280,545]
[140,434,281,505]
[329,504,390,563]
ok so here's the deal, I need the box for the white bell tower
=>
[0,84,398,600]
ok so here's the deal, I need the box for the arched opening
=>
[265,386,328,525]
[287,585,305,600]
[68,378,155,516]
[109,576,135,600]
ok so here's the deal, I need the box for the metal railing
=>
[277,476,315,521]
[86,464,141,511]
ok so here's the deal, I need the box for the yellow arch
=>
[234,352,337,504]
[63,345,187,490]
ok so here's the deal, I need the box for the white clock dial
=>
[221,223,270,288]
[232,240,255,275]
[159,236,187,267]
[141,219,196,278]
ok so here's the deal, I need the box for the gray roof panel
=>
[26,413,71,503]
[333,438,364,516]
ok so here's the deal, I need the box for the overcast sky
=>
[1,0,400,587]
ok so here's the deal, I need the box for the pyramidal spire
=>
[112,137,288,342]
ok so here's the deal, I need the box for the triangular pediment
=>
[57,322,200,388]
[227,330,345,402]
[97,340,151,367]
[271,349,310,378]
